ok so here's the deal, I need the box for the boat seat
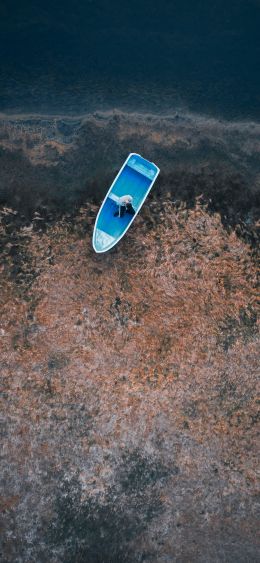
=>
[108,193,120,204]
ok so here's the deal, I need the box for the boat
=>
[92,153,160,253]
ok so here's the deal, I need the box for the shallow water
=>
[0,110,259,221]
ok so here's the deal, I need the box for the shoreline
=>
[1,106,260,126]
[0,109,259,245]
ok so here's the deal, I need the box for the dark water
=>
[1,0,260,118]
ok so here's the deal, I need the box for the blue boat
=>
[92,153,160,253]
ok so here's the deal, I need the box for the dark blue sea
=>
[1,0,259,119]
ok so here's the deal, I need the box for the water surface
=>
[1,0,259,118]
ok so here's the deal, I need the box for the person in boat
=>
[114,195,135,217]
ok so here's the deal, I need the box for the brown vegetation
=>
[1,192,259,561]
